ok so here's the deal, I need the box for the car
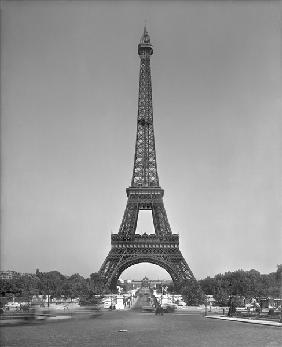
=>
[142,305,155,313]
[177,301,186,307]
[161,304,177,313]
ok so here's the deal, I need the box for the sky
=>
[1,0,281,281]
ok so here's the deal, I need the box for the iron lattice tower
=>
[99,28,195,290]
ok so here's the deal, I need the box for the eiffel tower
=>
[99,27,195,291]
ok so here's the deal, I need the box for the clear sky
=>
[1,1,281,280]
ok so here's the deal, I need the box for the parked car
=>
[161,304,177,313]
[177,301,186,307]
[142,305,155,313]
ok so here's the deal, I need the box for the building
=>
[0,271,20,280]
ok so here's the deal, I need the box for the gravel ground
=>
[0,310,281,347]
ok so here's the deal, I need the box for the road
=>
[1,310,281,347]
[131,287,153,310]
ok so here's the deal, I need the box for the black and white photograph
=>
[1,0,281,346]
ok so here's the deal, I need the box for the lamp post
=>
[227,281,234,317]
[47,281,50,308]
[204,295,208,316]
[277,264,282,323]
[110,293,113,310]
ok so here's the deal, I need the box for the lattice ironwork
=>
[99,237,194,291]
[132,27,158,188]
[99,27,195,290]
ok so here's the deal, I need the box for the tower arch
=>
[106,256,177,290]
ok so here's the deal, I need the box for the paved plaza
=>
[1,310,281,347]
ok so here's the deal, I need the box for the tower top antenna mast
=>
[138,26,153,55]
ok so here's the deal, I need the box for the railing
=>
[111,234,179,242]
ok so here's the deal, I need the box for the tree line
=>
[198,269,281,306]
[0,268,281,306]
[179,268,281,306]
[0,270,105,306]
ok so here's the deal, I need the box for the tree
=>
[89,273,105,295]
[213,287,229,306]
[180,279,205,306]
[276,265,282,299]
[36,271,66,300]
[166,283,175,294]
[66,274,88,299]
[0,278,19,302]
[199,276,217,296]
